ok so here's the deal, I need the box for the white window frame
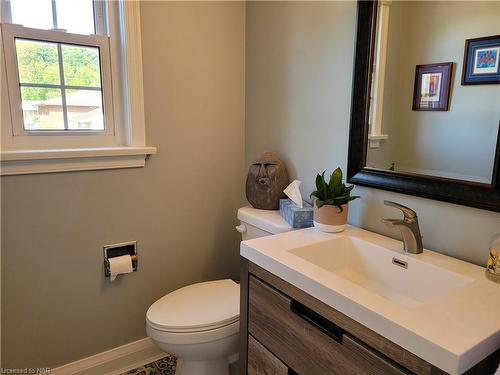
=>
[3,24,115,137]
[368,0,390,149]
[0,1,156,175]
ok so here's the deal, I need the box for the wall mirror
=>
[348,1,500,212]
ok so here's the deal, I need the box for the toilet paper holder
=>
[103,241,138,277]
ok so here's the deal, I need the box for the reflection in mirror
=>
[365,1,500,185]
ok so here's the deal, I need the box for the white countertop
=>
[240,226,500,374]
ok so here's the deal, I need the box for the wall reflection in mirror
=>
[365,1,500,185]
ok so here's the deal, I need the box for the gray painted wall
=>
[246,1,500,266]
[1,2,245,368]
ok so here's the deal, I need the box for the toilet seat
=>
[146,279,240,334]
[147,320,239,346]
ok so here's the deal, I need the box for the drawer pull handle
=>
[290,300,344,343]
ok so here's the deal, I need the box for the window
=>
[1,0,156,174]
[3,0,113,135]
[10,0,98,35]
[4,26,114,135]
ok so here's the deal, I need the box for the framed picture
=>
[462,35,500,85]
[412,62,453,111]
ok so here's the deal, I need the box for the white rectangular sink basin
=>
[289,236,473,308]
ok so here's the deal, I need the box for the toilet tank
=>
[236,206,293,241]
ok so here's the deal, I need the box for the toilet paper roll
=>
[109,255,134,281]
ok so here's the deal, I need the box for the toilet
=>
[146,206,293,375]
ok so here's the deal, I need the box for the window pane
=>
[21,87,65,130]
[11,0,53,30]
[16,39,60,85]
[56,0,95,35]
[66,89,104,130]
[62,45,101,87]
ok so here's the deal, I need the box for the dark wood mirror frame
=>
[347,1,500,213]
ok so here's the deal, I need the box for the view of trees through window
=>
[16,39,104,130]
[17,41,101,100]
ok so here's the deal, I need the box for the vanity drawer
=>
[248,275,409,375]
[248,335,290,375]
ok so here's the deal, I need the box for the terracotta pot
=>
[313,202,348,233]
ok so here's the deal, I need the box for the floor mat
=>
[122,354,177,375]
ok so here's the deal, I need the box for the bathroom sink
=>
[240,226,500,374]
[289,236,473,308]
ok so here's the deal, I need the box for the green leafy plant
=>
[310,167,360,212]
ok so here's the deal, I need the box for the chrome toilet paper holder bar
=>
[103,241,138,277]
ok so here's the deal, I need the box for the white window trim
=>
[3,24,115,137]
[368,0,390,149]
[0,1,156,175]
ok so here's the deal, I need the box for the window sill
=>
[368,134,389,149]
[0,146,157,175]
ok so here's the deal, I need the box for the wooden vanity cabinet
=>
[240,258,500,375]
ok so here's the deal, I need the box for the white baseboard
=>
[51,337,165,375]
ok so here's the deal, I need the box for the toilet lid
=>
[146,279,240,333]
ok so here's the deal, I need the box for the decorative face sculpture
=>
[246,152,289,210]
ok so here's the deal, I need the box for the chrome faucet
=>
[382,200,423,254]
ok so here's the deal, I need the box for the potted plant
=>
[310,167,359,232]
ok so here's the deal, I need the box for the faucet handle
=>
[384,200,417,219]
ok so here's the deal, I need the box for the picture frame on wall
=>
[462,35,500,85]
[412,62,453,111]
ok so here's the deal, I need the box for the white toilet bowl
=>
[147,321,239,375]
[146,206,294,375]
[146,279,240,375]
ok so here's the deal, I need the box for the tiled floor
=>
[122,355,177,375]
[121,354,239,375]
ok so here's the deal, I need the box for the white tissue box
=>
[279,199,313,228]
